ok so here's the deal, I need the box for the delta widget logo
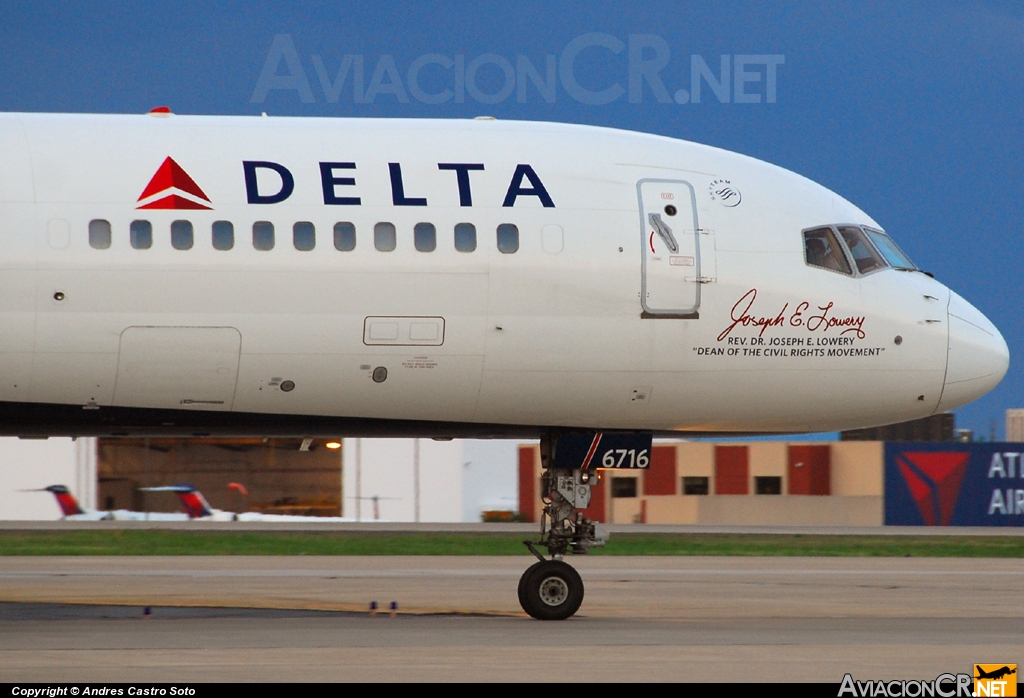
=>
[137,157,212,210]
[894,451,969,526]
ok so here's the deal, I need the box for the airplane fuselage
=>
[0,113,1007,437]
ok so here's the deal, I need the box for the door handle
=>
[648,213,679,254]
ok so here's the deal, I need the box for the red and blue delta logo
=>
[894,451,969,526]
[137,157,212,210]
[885,443,1024,527]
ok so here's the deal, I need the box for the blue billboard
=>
[885,442,1024,526]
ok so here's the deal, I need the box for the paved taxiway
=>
[2,555,1022,682]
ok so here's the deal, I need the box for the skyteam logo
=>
[137,157,213,210]
[894,451,969,526]
[708,178,741,207]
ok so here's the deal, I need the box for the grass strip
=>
[0,531,1023,557]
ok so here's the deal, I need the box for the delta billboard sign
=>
[885,443,1024,527]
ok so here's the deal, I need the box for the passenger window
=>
[293,221,315,251]
[212,221,234,250]
[496,223,519,254]
[374,222,396,252]
[803,227,851,275]
[454,223,476,252]
[334,222,356,251]
[838,226,886,274]
[171,220,193,250]
[253,221,275,251]
[414,223,436,252]
[89,220,112,249]
[130,220,152,250]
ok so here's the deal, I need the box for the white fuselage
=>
[0,113,1008,435]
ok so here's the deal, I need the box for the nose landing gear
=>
[519,453,608,620]
[518,431,648,620]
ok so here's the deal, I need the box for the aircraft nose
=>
[937,291,1009,411]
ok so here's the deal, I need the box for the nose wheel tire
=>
[518,560,544,610]
[518,560,584,620]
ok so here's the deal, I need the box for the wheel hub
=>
[538,575,569,606]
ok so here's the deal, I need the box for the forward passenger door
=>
[638,179,702,317]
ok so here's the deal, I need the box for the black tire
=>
[519,560,584,620]
[518,560,545,610]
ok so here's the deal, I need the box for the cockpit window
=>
[864,228,916,270]
[803,227,853,275]
[837,226,886,274]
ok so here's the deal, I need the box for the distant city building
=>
[953,429,974,443]
[1007,409,1024,442]
[840,413,955,442]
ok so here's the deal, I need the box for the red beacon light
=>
[148,106,173,117]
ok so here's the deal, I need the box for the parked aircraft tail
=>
[140,484,215,519]
[22,485,86,517]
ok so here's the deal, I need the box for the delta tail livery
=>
[142,483,354,522]
[0,111,1007,618]
[25,484,187,521]
[26,482,351,523]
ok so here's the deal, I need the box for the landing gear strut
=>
[519,434,609,620]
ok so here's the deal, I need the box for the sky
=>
[0,1,1021,438]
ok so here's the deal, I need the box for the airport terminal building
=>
[3,412,1022,526]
